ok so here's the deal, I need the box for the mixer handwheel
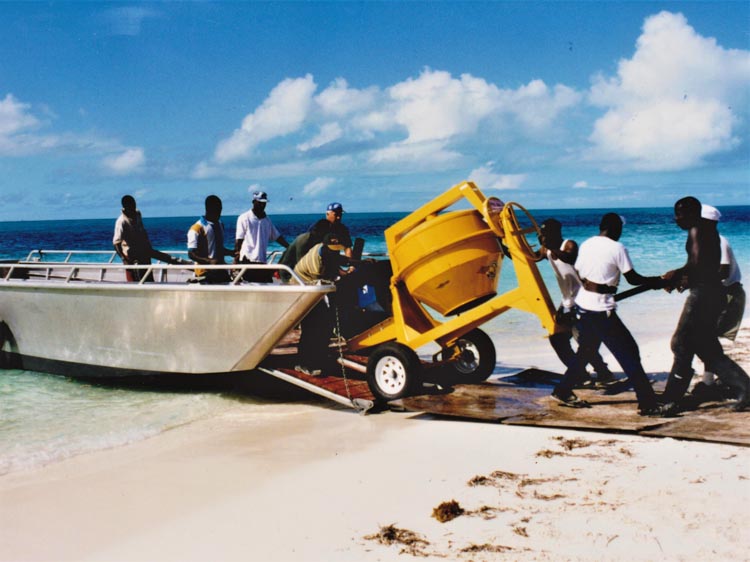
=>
[366,342,421,402]
[503,202,545,262]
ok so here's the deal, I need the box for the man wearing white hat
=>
[234,190,289,282]
[701,205,745,341]
[695,204,745,393]
[662,197,748,412]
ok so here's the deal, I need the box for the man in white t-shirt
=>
[539,218,616,386]
[551,213,671,416]
[234,190,289,283]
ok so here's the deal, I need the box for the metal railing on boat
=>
[2,255,312,287]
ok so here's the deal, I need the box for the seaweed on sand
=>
[467,470,522,487]
[432,499,465,523]
[460,543,515,554]
[554,436,618,451]
[467,475,493,487]
[364,524,431,557]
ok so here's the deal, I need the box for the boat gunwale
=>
[1,258,336,293]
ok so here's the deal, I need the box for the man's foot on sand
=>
[551,391,591,408]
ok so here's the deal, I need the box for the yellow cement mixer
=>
[346,180,557,402]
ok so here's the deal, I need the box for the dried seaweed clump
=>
[535,448,565,458]
[491,470,520,480]
[467,475,493,487]
[364,524,430,556]
[460,543,514,554]
[554,436,594,450]
[431,499,465,523]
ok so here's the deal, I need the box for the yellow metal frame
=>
[346,181,557,353]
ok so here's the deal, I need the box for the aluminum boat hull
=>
[0,278,333,377]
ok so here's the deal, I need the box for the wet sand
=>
[1,324,748,561]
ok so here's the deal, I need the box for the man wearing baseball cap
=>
[308,202,353,258]
[234,190,289,282]
[278,201,354,275]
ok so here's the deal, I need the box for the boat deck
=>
[392,370,750,446]
[259,334,749,445]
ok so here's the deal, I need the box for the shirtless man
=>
[661,197,749,411]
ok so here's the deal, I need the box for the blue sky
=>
[0,1,748,221]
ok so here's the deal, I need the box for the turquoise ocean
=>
[1,206,748,474]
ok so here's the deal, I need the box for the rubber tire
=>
[366,342,421,402]
[446,328,496,383]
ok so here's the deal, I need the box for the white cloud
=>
[102,147,145,175]
[468,162,526,190]
[303,177,335,196]
[0,94,39,137]
[369,140,462,167]
[315,78,378,117]
[388,69,501,143]
[214,75,317,163]
[0,93,126,158]
[297,122,343,152]
[192,155,354,181]
[587,11,750,171]
[571,180,613,191]
[207,69,582,175]
[500,80,582,130]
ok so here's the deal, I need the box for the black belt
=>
[582,279,617,294]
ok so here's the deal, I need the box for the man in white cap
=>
[234,190,289,283]
[691,204,745,399]
[661,197,748,412]
[700,205,745,342]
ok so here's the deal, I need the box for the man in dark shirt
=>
[661,196,749,411]
[307,202,353,258]
[279,202,353,273]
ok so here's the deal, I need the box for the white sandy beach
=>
[1,319,749,561]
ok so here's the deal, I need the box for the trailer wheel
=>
[367,342,421,402]
[447,328,496,383]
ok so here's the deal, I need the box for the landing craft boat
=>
[0,182,562,413]
[0,251,334,377]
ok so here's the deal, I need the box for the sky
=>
[0,1,748,221]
